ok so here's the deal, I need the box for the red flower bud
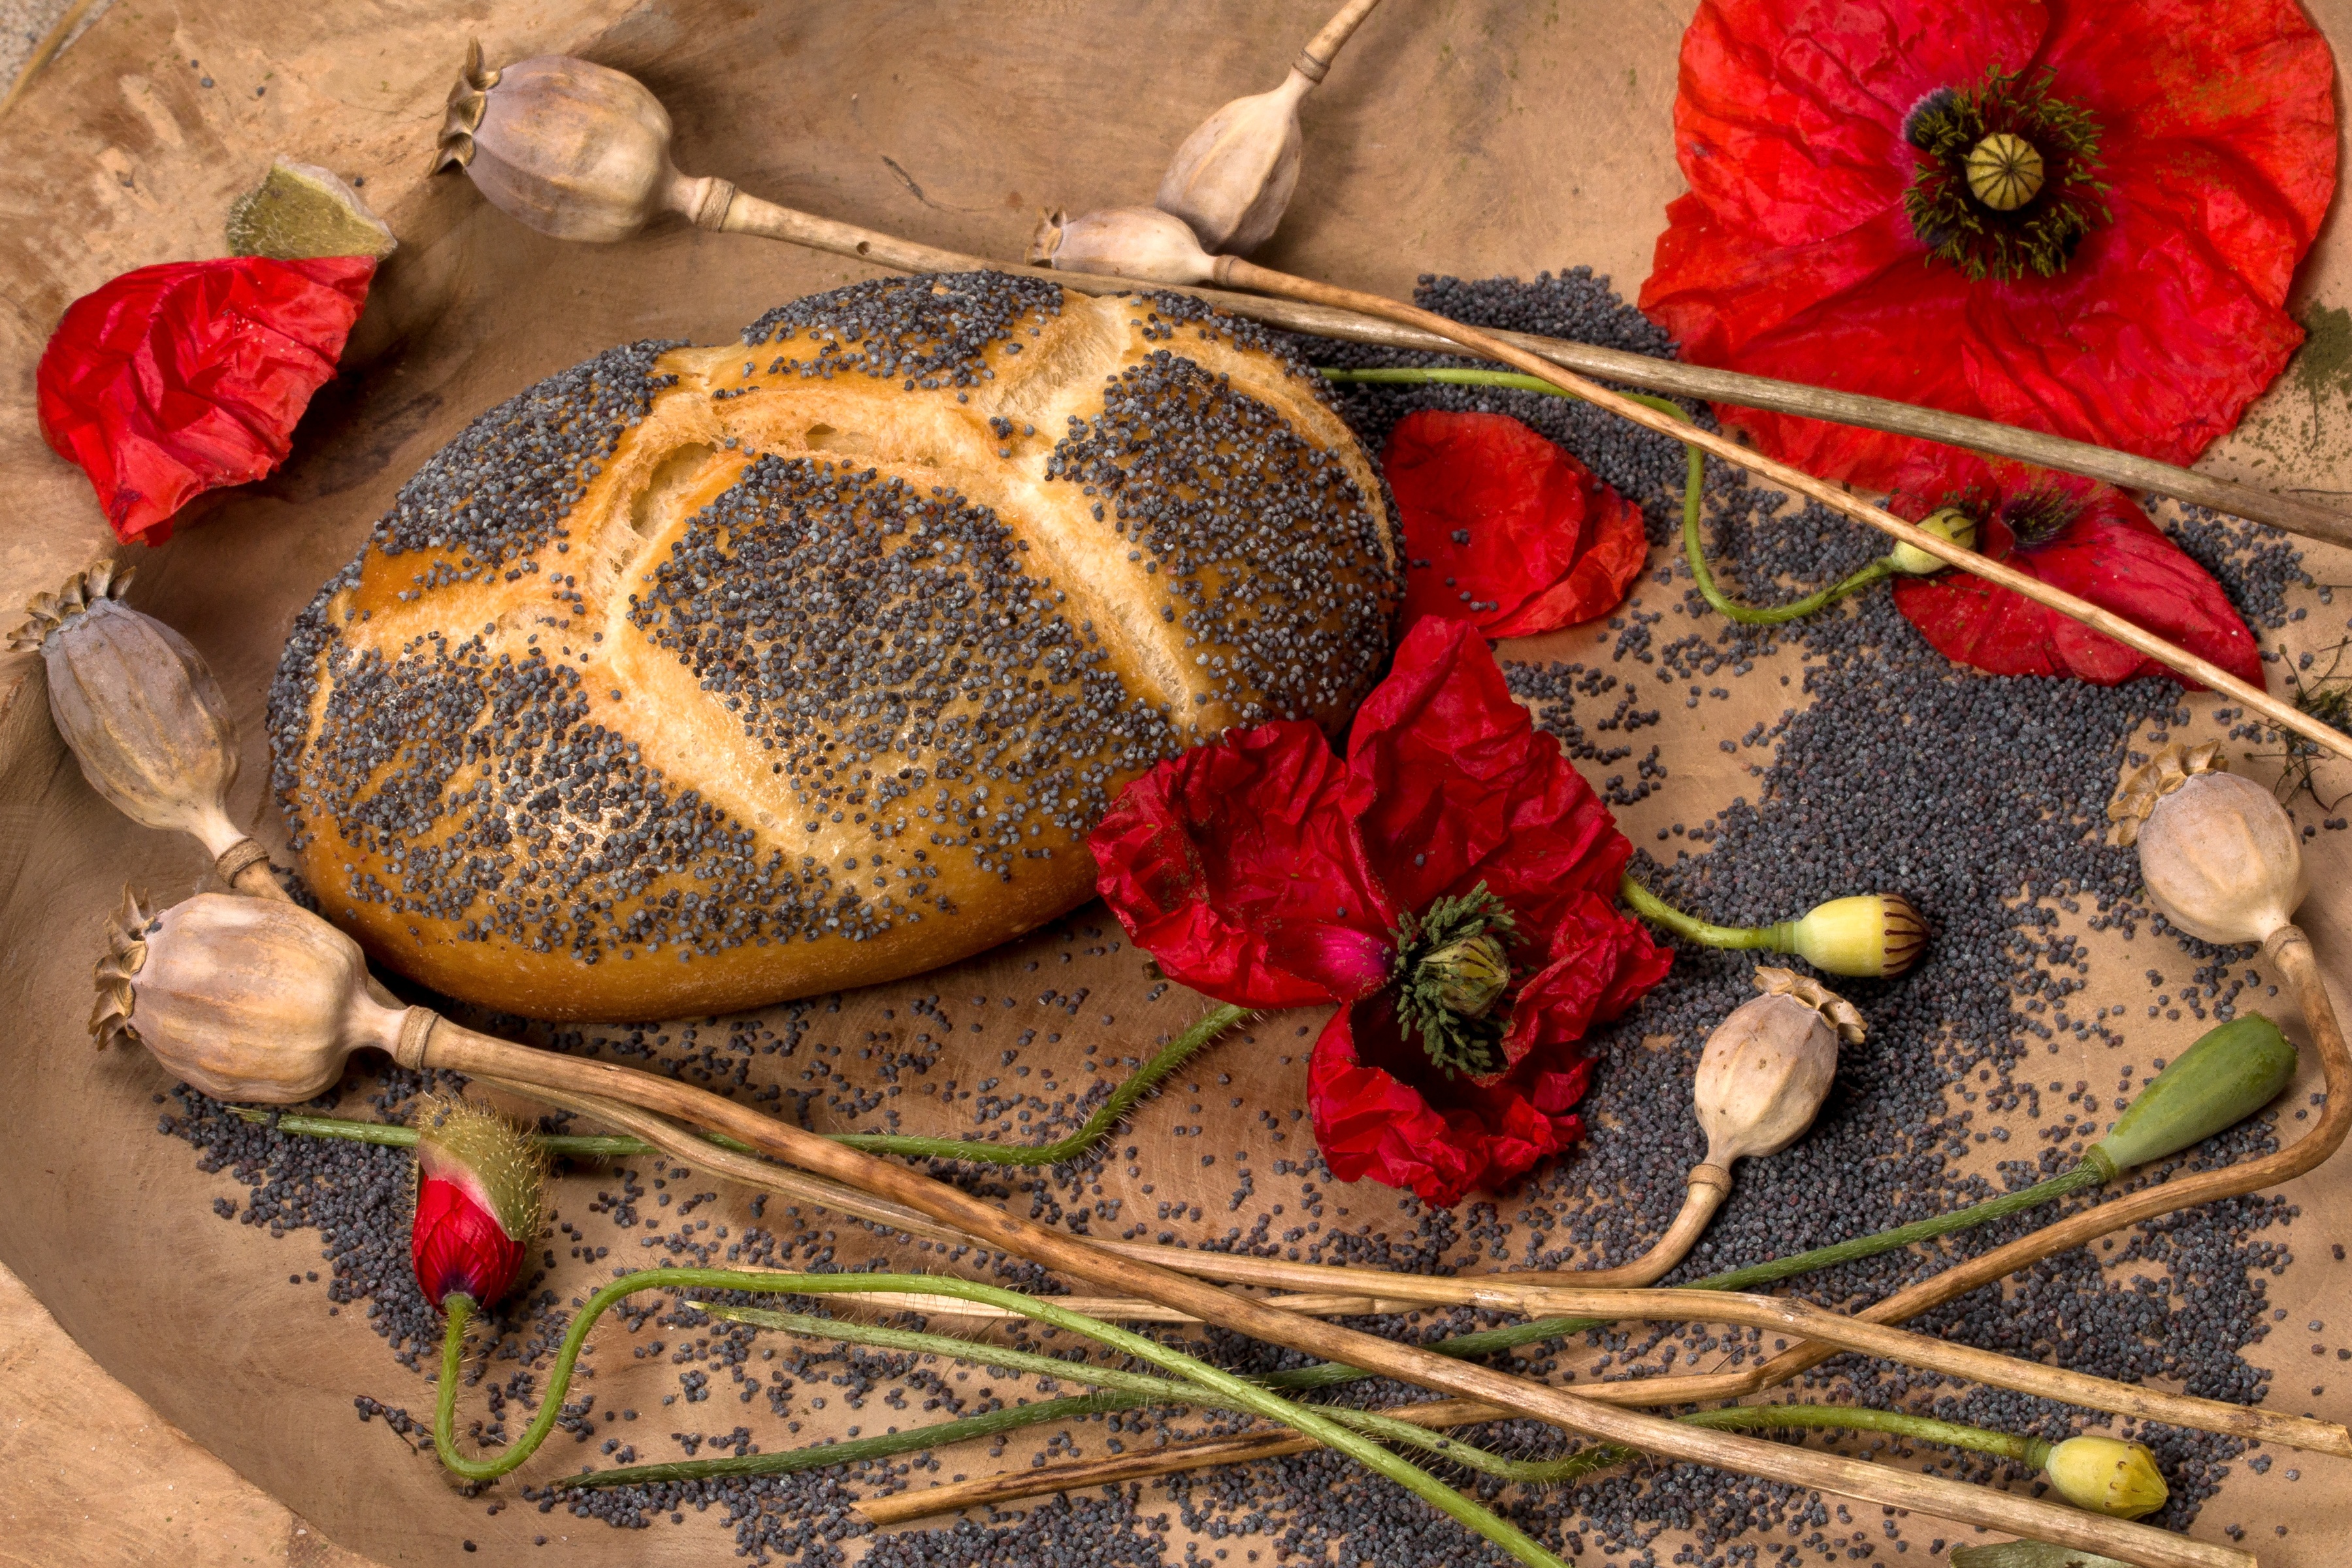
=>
[408,1098,546,1310]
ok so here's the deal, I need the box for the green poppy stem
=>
[430,1267,1565,1568]
[561,1300,2051,1500]
[1616,874,1799,954]
[1317,366,1897,625]
[227,1003,1245,1171]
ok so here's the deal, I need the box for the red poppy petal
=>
[1482,481,1653,639]
[2042,0,2334,301]
[1503,891,1676,1073]
[1674,0,2048,248]
[36,256,376,545]
[1308,998,1574,1208]
[1386,411,1650,639]
[1888,456,2264,689]
[412,1174,527,1309]
[1090,720,1391,1009]
[1343,618,1631,926]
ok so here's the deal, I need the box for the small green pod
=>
[2087,1015,2299,1179]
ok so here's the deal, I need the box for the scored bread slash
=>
[266,274,1399,1021]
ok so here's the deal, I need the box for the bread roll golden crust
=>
[269,274,1397,1021]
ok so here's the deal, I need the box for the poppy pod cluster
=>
[1090,617,1671,1206]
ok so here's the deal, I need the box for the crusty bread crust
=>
[269,276,1396,1021]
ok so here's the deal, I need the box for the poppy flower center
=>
[1901,67,2110,282]
[1390,882,1520,1079]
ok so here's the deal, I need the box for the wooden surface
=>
[7,3,2352,1566]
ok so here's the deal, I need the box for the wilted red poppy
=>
[1384,410,1650,638]
[1638,0,2335,489]
[1887,451,2263,689]
[1091,617,1670,1206]
[37,255,376,545]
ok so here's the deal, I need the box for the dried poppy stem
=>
[1164,248,2348,762]
[429,48,2347,542]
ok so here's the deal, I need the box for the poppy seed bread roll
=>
[269,274,1398,1021]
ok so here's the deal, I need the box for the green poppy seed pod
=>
[2086,1014,2298,1179]
[1029,206,1220,285]
[10,564,246,862]
[1421,932,1510,1019]
[1964,131,2046,212]
[2038,1435,2168,1519]
[93,890,402,1102]
[429,42,730,241]
[1885,507,1979,576]
[1693,968,1865,1166]
[1788,893,1927,977]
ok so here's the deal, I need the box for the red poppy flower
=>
[1384,411,1651,638]
[1091,617,1671,1206]
[412,1174,530,1309]
[37,255,376,546]
[1887,451,2263,689]
[1637,0,2335,489]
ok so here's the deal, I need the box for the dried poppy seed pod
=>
[2109,744,2306,943]
[2031,1435,2168,1519]
[1884,506,1978,576]
[1029,206,1219,285]
[431,41,732,240]
[1694,967,1863,1168]
[12,565,252,869]
[92,890,402,1102]
[412,1096,547,1309]
[1154,0,1383,254]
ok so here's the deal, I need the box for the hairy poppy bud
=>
[411,1097,547,1310]
[2036,1435,2168,1519]
[1028,206,1218,285]
[1695,968,1864,1166]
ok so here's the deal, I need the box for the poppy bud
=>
[2036,1435,2168,1519]
[430,42,729,242]
[410,1096,546,1310]
[11,563,250,868]
[91,889,401,1102]
[1028,206,1218,286]
[1786,893,1928,978]
[1884,507,1978,576]
[2109,745,2305,944]
[1694,968,1864,1166]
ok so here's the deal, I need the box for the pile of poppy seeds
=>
[159,267,2334,1566]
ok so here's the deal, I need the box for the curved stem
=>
[1618,874,1795,954]
[1319,367,1894,625]
[427,1267,1564,1568]
[834,1004,1246,1164]
[570,1303,2044,1499]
